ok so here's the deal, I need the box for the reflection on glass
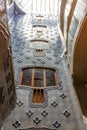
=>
[74,0,86,21]
[69,16,78,38]
[67,16,78,63]
[68,33,73,63]
[64,0,73,37]
[67,0,86,64]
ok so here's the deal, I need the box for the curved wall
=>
[73,14,87,83]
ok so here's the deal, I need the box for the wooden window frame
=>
[19,67,58,88]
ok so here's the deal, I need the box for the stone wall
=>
[0,0,16,118]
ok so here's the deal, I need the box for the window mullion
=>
[19,70,23,85]
[32,68,34,87]
[44,69,46,87]
[54,71,58,86]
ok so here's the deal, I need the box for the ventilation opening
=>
[30,39,48,43]
[33,89,44,103]
[37,31,43,34]
[35,49,44,56]
[36,16,44,22]
[32,25,47,28]
[38,19,43,22]
[36,15,44,18]
[19,67,58,87]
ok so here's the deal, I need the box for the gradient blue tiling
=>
[2,14,87,130]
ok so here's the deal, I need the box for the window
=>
[35,49,44,56]
[29,39,49,49]
[32,89,44,103]
[19,67,58,87]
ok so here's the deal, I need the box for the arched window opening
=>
[19,67,58,88]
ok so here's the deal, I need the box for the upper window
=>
[30,39,49,49]
[35,49,44,57]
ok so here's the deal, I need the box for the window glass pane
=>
[46,69,56,86]
[22,69,32,86]
[69,17,78,38]
[34,68,44,87]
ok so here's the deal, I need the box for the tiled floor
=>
[2,14,87,130]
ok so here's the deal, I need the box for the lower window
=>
[19,67,58,87]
